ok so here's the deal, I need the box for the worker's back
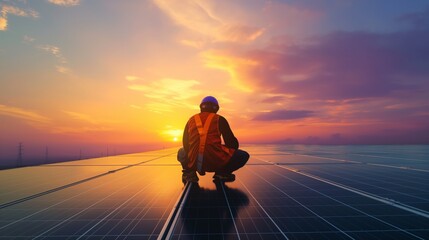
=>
[185,112,235,172]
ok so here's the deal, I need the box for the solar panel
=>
[1,145,428,239]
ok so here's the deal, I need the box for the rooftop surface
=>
[0,145,428,239]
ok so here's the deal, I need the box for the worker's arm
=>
[219,116,239,149]
[182,122,189,153]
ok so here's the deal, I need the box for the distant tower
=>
[17,142,23,167]
[45,146,49,164]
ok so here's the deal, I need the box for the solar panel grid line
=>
[73,176,165,240]
[157,181,192,240]
[274,152,360,164]
[0,171,113,210]
[82,168,181,240]
[46,170,178,239]
[288,149,429,172]
[254,156,428,211]
[106,152,176,171]
[134,164,181,166]
[238,179,289,240]
[293,148,427,158]
[277,150,429,173]
[299,166,429,201]
[0,168,130,232]
[30,186,129,239]
[0,168,104,203]
[43,165,131,167]
[30,168,170,239]
[0,153,175,210]
[119,190,177,239]
[347,166,429,185]
[34,184,147,239]
[366,163,429,173]
[220,182,241,240]
[0,169,57,192]
[249,154,293,156]
[350,153,428,162]
[246,167,356,240]
[271,163,429,220]
[323,165,429,186]
[260,165,426,240]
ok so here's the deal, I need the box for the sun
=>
[173,137,178,142]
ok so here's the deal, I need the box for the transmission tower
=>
[45,146,49,163]
[17,142,23,167]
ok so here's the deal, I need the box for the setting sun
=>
[173,137,178,142]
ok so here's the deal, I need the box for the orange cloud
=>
[0,4,39,31]
[0,104,51,124]
[47,0,80,6]
[201,50,258,92]
[62,111,118,125]
[153,0,263,43]
[56,66,70,74]
[125,75,140,81]
[0,15,6,30]
[129,78,200,113]
[37,44,70,73]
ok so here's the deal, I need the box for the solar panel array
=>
[0,145,428,239]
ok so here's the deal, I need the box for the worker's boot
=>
[213,172,235,182]
[182,170,199,184]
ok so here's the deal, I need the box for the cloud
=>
[23,35,35,43]
[201,50,257,92]
[51,126,113,134]
[125,75,140,81]
[38,45,63,58]
[253,110,314,121]
[47,0,80,6]
[38,44,70,73]
[206,26,429,101]
[0,104,51,123]
[1,4,38,18]
[259,95,292,104]
[398,6,429,30]
[129,104,142,110]
[0,15,6,30]
[62,111,101,124]
[128,78,200,100]
[128,78,200,113]
[153,0,263,43]
[0,4,39,31]
[180,39,205,49]
[56,65,70,74]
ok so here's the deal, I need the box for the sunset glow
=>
[1,0,429,163]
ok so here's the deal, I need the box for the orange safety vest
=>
[186,112,236,173]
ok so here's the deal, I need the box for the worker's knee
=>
[177,148,187,163]
[235,149,249,167]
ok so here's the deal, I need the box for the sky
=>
[1,0,429,163]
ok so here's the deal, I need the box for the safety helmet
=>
[200,96,219,112]
[200,96,218,106]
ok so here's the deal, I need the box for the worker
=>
[177,96,249,183]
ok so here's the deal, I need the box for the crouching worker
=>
[177,96,249,183]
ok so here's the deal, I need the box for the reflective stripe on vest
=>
[194,113,215,174]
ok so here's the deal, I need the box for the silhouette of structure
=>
[16,142,23,167]
[45,146,49,164]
